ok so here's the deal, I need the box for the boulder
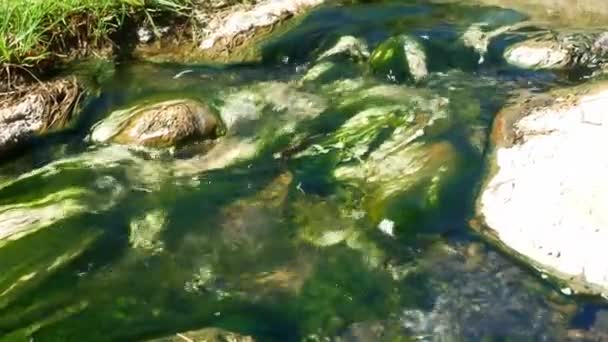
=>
[91,99,219,148]
[370,35,428,83]
[0,77,81,156]
[477,81,608,296]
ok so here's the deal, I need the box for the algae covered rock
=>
[129,209,168,253]
[370,35,428,83]
[0,223,102,312]
[300,36,369,84]
[172,82,327,174]
[220,171,293,248]
[317,35,370,62]
[91,99,219,148]
[295,84,464,236]
[0,169,124,246]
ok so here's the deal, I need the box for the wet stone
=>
[91,99,219,148]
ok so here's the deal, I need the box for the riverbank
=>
[0,0,192,91]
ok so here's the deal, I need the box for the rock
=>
[0,171,124,246]
[149,327,254,342]
[0,222,101,312]
[504,32,608,70]
[299,36,369,84]
[370,34,428,83]
[195,0,324,60]
[220,172,293,247]
[172,82,326,175]
[461,22,531,64]
[295,84,464,234]
[317,35,370,62]
[477,81,608,296]
[291,193,386,267]
[0,77,81,156]
[91,99,219,148]
[400,241,569,340]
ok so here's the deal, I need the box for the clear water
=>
[0,1,606,341]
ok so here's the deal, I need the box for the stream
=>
[1,1,607,341]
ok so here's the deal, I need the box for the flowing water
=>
[1,1,607,341]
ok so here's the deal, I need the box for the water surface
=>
[0,1,605,341]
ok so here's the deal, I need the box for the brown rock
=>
[92,99,219,148]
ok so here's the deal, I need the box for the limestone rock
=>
[91,99,219,148]
[477,81,608,296]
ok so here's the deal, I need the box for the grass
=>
[0,0,192,70]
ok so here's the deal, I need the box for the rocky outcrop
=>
[477,81,608,296]
[90,99,219,148]
[0,77,81,156]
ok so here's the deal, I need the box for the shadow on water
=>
[1,1,607,341]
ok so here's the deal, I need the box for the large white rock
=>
[478,82,608,296]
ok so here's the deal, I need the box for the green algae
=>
[0,1,591,341]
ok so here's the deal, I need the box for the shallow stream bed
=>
[1,1,607,341]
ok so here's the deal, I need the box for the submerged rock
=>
[504,32,608,70]
[0,223,101,311]
[0,77,81,156]
[295,84,466,234]
[129,209,168,253]
[477,81,608,296]
[0,171,124,246]
[220,172,293,247]
[149,327,254,342]
[91,99,219,148]
[172,82,326,174]
[370,35,428,83]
